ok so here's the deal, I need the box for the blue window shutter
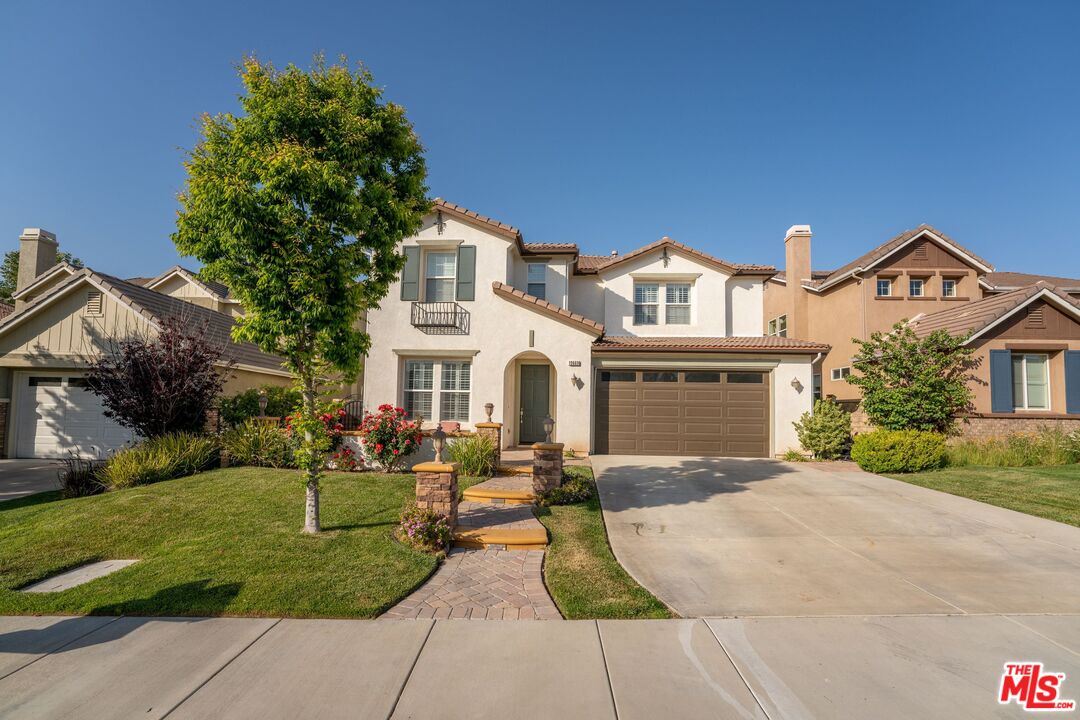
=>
[1067,351,1080,415]
[989,349,1013,414]
[456,245,476,301]
[400,246,420,301]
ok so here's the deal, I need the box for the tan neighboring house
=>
[764,224,1080,434]
[0,228,291,459]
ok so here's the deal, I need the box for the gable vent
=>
[85,290,103,316]
[1025,304,1045,329]
[913,241,928,260]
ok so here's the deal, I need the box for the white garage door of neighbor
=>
[15,373,135,459]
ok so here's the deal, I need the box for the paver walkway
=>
[384,548,561,620]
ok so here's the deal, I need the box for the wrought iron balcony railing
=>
[410,301,470,335]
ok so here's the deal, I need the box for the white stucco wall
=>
[510,255,571,309]
[727,279,765,336]
[362,215,596,451]
[568,275,605,323]
[595,249,732,337]
[772,355,815,454]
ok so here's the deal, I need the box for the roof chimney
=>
[784,225,812,340]
[15,228,58,310]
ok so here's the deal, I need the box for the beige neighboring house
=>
[362,200,828,458]
[0,229,291,459]
[764,224,1080,434]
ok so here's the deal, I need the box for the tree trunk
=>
[301,373,321,534]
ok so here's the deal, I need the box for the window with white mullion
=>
[633,283,659,325]
[665,283,691,324]
[403,360,434,420]
[424,252,457,302]
[1012,353,1049,410]
[440,361,471,422]
[526,263,546,300]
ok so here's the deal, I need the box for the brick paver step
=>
[462,475,537,505]
[453,501,548,550]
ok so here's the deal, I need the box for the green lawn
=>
[886,464,1080,527]
[0,468,436,617]
[536,469,673,619]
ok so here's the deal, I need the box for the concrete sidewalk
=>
[0,613,1076,719]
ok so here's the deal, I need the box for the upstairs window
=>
[1012,354,1049,410]
[876,278,892,297]
[768,315,788,337]
[831,367,851,381]
[909,279,924,297]
[424,252,457,302]
[633,283,659,325]
[665,283,691,324]
[527,263,546,300]
[942,278,957,297]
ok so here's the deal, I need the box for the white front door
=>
[15,372,136,458]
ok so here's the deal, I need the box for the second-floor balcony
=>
[411,301,470,335]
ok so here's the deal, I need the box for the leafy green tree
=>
[0,250,82,302]
[793,399,852,459]
[173,56,428,533]
[846,321,978,433]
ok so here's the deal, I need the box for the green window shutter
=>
[400,246,420,301]
[456,245,476,301]
[989,349,1013,414]
[1066,351,1080,415]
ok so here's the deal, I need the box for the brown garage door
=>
[595,369,770,457]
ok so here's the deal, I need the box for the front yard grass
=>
[886,464,1080,528]
[0,467,436,617]
[536,468,673,619]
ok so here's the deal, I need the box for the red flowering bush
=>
[358,404,423,471]
[284,404,346,460]
[330,445,360,472]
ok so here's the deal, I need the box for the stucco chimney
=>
[15,228,58,309]
[784,225,812,340]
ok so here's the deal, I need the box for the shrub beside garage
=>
[851,430,947,474]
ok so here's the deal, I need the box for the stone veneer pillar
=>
[531,443,564,495]
[413,461,460,526]
[474,422,503,468]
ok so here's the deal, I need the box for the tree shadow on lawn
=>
[0,580,244,656]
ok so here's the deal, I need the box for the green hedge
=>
[217,385,301,428]
[851,430,946,474]
[98,433,220,490]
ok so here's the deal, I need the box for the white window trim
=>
[831,367,851,381]
[665,282,692,325]
[942,278,957,297]
[634,280,694,326]
[876,278,892,297]
[909,278,924,297]
[768,315,788,337]
[1013,353,1050,411]
[633,282,660,326]
[403,358,473,424]
[526,262,547,300]
[423,250,457,302]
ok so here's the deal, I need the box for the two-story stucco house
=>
[362,200,828,458]
[763,223,1080,435]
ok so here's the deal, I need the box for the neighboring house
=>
[362,200,828,457]
[764,224,1080,433]
[0,229,290,459]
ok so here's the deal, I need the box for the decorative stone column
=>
[531,443,564,495]
[413,461,460,526]
[474,422,503,468]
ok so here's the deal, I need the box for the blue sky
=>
[3,0,1079,278]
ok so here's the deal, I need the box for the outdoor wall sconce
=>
[431,422,447,463]
[484,402,494,422]
[542,415,555,443]
[790,377,804,393]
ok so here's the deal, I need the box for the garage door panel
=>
[596,370,769,458]
[17,374,136,459]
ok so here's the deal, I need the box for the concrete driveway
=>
[0,460,62,502]
[593,456,1080,617]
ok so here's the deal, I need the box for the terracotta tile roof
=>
[578,237,775,277]
[491,281,604,335]
[909,282,1080,341]
[983,271,1080,292]
[433,198,521,240]
[592,335,830,353]
[575,255,617,274]
[813,224,993,290]
[522,242,579,254]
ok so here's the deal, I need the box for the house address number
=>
[568,360,582,367]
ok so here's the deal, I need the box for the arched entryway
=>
[502,351,557,446]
